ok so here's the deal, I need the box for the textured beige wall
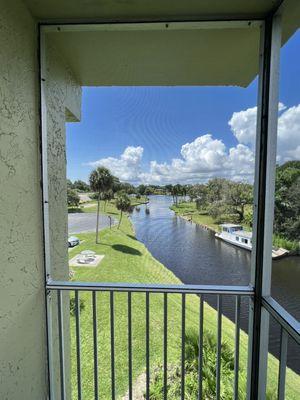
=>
[45,37,81,281]
[0,1,82,399]
[44,35,82,399]
[0,1,47,399]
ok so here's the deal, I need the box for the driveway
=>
[68,213,115,234]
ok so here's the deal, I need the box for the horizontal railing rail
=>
[46,280,254,295]
[262,296,300,345]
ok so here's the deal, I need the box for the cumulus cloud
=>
[87,146,143,183]
[228,105,257,146]
[86,103,299,185]
[87,135,254,184]
[277,104,300,162]
[228,102,300,163]
[143,136,254,184]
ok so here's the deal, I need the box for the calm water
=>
[130,195,300,373]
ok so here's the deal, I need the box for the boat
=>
[215,224,289,259]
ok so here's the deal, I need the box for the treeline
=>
[67,178,137,195]
[138,181,253,225]
[186,179,253,224]
[139,162,300,242]
[67,177,137,208]
[274,161,300,242]
[68,161,299,242]
[67,179,90,192]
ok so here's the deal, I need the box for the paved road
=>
[68,213,114,234]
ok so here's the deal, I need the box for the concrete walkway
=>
[68,213,115,234]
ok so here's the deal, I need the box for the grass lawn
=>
[170,202,221,232]
[70,196,148,215]
[68,202,299,399]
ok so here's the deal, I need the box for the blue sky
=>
[67,30,300,184]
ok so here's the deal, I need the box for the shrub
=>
[70,297,85,316]
[148,329,244,399]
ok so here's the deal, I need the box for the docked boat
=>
[215,224,289,259]
[215,224,252,250]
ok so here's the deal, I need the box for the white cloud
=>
[85,103,299,185]
[228,102,300,163]
[87,146,143,183]
[277,104,300,162]
[228,102,286,147]
[228,105,257,146]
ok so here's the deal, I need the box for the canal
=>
[130,195,300,373]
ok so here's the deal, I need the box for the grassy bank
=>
[68,203,299,399]
[170,202,221,232]
[68,196,148,214]
[171,201,299,251]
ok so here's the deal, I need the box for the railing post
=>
[247,13,282,400]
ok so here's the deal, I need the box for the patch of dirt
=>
[122,372,146,400]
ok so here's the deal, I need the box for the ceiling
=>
[46,23,261,87]
[24,0,281,22]
[29,0,299,87]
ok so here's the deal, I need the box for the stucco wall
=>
[44,35,82,399]
[45,37,81,280]
[0,1,82,399]
[0,1,47,399]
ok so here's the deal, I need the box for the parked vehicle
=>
[68,236,80,248]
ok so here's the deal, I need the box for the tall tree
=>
[115,193,131,229]
[274,161,300,241]
[89,167,114,243]
[67,179,74,189]
[102,189,114,211]
[225,181,253,222]
[206,178,228,204]
[137,184,147,195]
[173,184,182,205]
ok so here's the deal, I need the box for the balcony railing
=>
[46,281,299,400]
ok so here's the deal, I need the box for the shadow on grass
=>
[126,234,138,241]
[68,208,84,213]
[112,244,142,256]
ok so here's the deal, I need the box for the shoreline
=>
[172,208,295,259]
[178,213,218,233]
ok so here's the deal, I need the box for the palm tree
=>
[89,167,114,243]
[102,189,114,211]
[115,193,131,229]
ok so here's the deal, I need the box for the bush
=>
[70,297,85,316]
[148,329,246,400]
[273,235,299,252]
[90,192,99,200]
[67,188,80,207]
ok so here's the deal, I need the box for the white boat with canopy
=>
[215,224,289,258]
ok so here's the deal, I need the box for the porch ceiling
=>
[24,1,285,21]
[46,24,260,87]
[34,0,299,87]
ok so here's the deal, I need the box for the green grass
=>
[68,203,300,399]
[170,202,221,232]
[273,234,300,252]
[70,196,148,214]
